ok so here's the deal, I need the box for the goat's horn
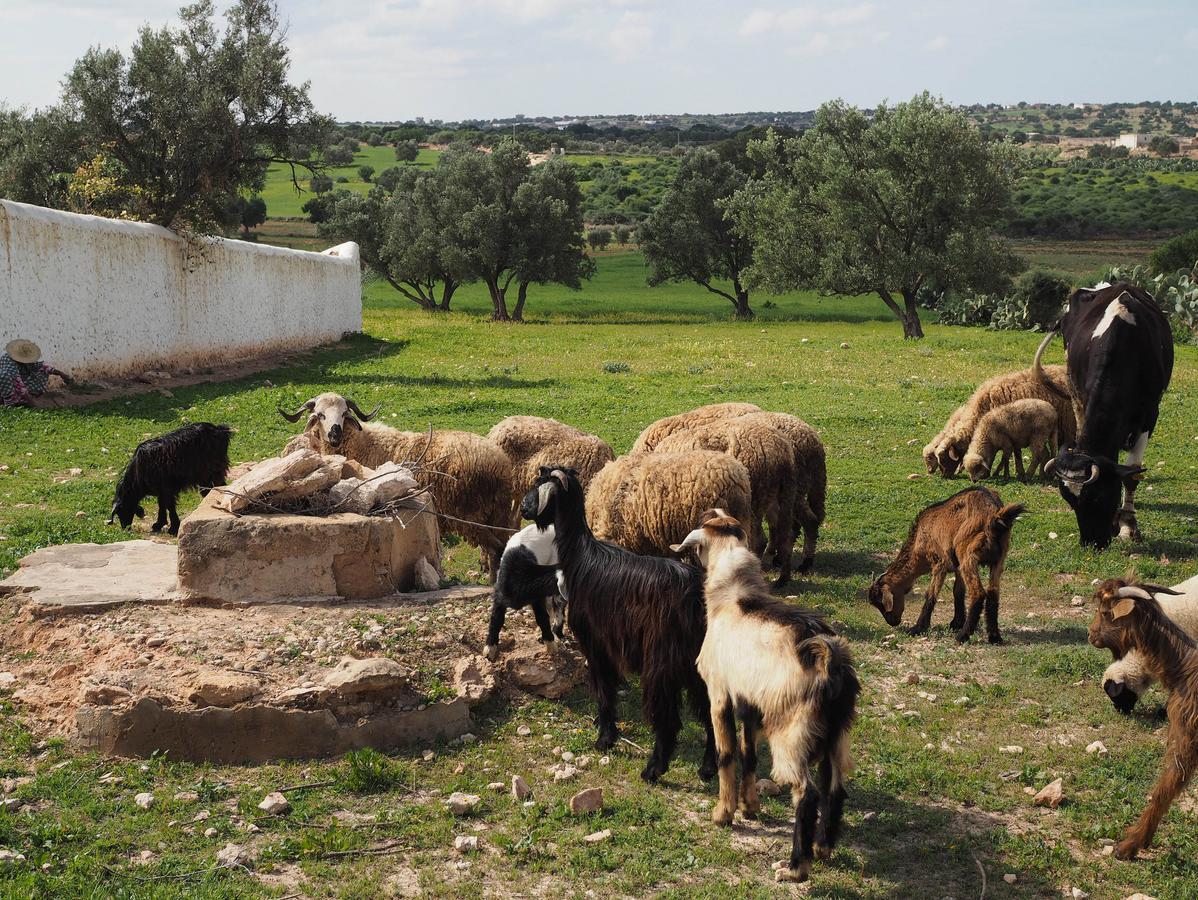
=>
[1083,463,1100,485]
[278,400,315,423]
[1141,584,1184,597]
[1043,457,1056,476]
[1116,586,1153,601]
[346,399,381,422]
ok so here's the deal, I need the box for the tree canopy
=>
[55,0,333,230]
[638,149,755,318]
[727,93,1024,337]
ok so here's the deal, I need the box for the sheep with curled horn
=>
[278,393,517,578]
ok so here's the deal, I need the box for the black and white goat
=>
[109,423,232,536]
[483,523,567,661]
[523,466,717,784]
[673,509,859,883]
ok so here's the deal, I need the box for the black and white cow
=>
[1033,282,1174,548]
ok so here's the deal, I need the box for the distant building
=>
[1116,133,1148,150]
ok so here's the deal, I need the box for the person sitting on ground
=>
[1,339,72,407]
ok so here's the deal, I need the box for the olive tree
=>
[727,93,1023,337]
[638,150,755,319]
[59,0,333,231]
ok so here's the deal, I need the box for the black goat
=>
[483,523,567,661]
[109,423,232,536]
[523,465,717,784]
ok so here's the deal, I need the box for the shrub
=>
[1149,228,1198,276]
[341,747,404,793]
[587,227,612,251]
[357,165,374,183]
[1011,269,1070,330]
[936,291,995,327]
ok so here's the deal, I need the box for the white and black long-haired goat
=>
[109,423,232,536]
[523,466,717,784]
[673,509,859,883]
[483,523,566,661]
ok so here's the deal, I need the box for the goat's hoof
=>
[955,630,972,643]
[738,799,760,819]
[774,863,810,883]
[482,644,499,662]
[167,527,180,536]
[797,557,814,574]
[150,523,164,533]
[711,805,735,826]
[595,731,618,752]
[987,634,1005,645]
[1113,839,1140,861]
[640,762,665,783]
[698,759,718,783]
[813,844,832,861]
[906,625,928,636]
[949,619,964,631]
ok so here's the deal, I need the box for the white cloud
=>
[604,10,655,62]
[924,34,948,51]
[740,4,873,37]
[1185,28,1198,49]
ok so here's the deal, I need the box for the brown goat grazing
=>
[868,487,1023,643]
[1088,579,1196,860]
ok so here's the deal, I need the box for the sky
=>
[1,0,1196,122]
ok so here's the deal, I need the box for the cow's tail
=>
[1032,329,1069,399]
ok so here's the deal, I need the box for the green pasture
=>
[1,264,1197,897]
[258,144,440,218]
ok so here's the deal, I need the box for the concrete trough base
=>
[177,492,442,604]
[76,696,471,764]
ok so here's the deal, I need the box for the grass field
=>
[258,144,440,218]
[1,263,1197,897]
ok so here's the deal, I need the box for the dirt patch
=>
[0,591,584,759]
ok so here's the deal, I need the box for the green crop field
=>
[1,262,1196,897]
[258,144,440,218]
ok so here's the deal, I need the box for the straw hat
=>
[5,339,40,364]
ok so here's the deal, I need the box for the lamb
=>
[279,394,515,576]
[524,466,717,783]
[673,510,859,883]
[928,364,1075,477]
[1087,579,1198,860]
[487,415,615,495]
[630,402,763,453]
[867,487,1023,643]
[108,422,232,536]
[585,450,754,558]
[962,398,1059,483]
[740,411,827,574]
[654,416,798,584]
[483,523,566,661]
[1094,573,1198,714]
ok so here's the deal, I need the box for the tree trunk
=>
[901,290,925,339]
[438,281,457,312]
[878,288,925,340]
[733,288,753,320]
[486,279,509,321]
[512,281,529,322]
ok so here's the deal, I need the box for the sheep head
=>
[962,451,989,482]
[278,393,380,449]
[669,508,748,568]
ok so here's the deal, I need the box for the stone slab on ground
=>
[0,541,178,615]
[177,491,442,603]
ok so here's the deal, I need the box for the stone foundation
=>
[177,492,441,604]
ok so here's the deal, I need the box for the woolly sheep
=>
[630,402,763,453]
[740,411,827,574]
[1099,574,1198,714]
[930,365,1075,476]
[585,450,754,557]
[279,393,515,576]
[487,415,615,497]
[655,416,798,584]
[963,398,1059,483]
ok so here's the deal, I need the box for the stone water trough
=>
[0,449,585,762]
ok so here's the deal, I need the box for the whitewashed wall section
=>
[0,199,361,378]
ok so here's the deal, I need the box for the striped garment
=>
[0,353,51,406]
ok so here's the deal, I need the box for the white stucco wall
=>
[0,200,361,378]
